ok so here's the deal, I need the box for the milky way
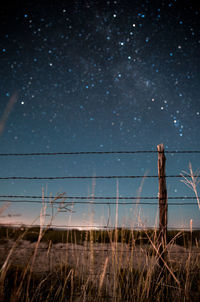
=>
[0,0,200,228]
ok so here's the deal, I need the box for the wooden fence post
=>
[157,144,168,267]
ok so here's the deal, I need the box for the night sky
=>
[0,0,200,229]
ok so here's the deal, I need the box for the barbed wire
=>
[0,150,200,156]
[0,199,198,205]
[0,151,156,156]
[0,195,197,200]
[0,174,187,180]
[0,149,199,233]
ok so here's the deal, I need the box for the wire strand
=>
[0,175,186,180]
[0,199,198,205]
[0,195,197,200]
[0,150,200,156]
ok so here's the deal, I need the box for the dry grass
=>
[0,228,199,302]
[0,165,200,301]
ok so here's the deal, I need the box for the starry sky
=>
[0,0,200,229]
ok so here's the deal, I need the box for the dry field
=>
[0,233,200,302]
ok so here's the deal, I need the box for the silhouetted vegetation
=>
[0,226,199,246]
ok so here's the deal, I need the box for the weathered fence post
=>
[157,144,168,267]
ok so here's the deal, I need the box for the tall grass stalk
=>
[26,189,47,301]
